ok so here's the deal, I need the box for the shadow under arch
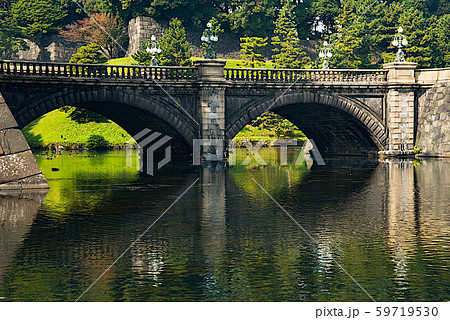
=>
[226,92,387,155]
[14,88,199,158]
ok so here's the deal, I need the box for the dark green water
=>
[0,149,448,301]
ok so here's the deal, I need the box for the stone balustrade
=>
[0,60,391,84]
[0,60,197,80]
[224,68,387,83]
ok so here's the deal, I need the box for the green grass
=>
[222,59,276,68]
[191,56,275,68]
[106,57,137,65]
[22,109,132,149]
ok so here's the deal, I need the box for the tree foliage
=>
[69,43,108,64]
[1,0,449,68]
[327,0,366,69]
[239,37,267,68]
[11,0,67,39]
[86,134,109,149]
[271,0,311,68]
[158,18,192,66]
[132,18,192,66]
[131,40,154,65]
[253,111,298,139]
[320,0,450,68]
[59,12,127,59]
[0,1,26,55]
[228,0,277,37]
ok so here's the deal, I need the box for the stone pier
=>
[382,62,417,156]
[0,93,48,189]
[194,59,227,158]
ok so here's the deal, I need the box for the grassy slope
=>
[106,57,137,65]
[23,109,131,149]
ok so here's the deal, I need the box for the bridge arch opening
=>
[232,111,307,144]
[14,90,198,160]
[227,92,386,156]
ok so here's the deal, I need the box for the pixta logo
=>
[126,129,172,176]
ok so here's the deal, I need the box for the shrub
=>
[70,44,108,64]
[86,134,109,150]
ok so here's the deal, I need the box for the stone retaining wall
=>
[5,36,79,62]
[416,82,450,157]
[0,93,49,189]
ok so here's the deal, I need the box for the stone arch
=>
[226,91,387,155]
[14,88,199,156]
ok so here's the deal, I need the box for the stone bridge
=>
[0,59,448,189]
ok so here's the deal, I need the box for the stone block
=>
[0,129,30,154]
[0,150,42,185]
[0,173,49,190]
[0,100,19,130]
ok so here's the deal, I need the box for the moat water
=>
[0,149,448,301]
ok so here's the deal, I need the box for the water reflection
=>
[385,159,416,293]
[0,150,448,301]
[0,190,48,282]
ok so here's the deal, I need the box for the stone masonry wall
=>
[416,82,450,157]
[5,36,79,62]
[0,92,49,189]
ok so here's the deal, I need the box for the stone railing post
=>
[382,62,417,156]
[193,59,227,159]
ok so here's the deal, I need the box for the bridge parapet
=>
[0,60,197,81]
[224,67,387,83]
[415,68,450,84]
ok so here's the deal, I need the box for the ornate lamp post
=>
[392,27,408,62]
[319,41,332,69]
[201,21,219,59]
[146,35,161,66]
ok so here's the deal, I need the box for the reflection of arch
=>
[14,88,198,155]
[226,92,387,155]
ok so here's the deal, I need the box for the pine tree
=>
[70,44,108,64]
[239,37,267,68]
[432,14,450,67]
[271,0,311,68]
[327,0,366,69]
[159,18,192,67]
[397,6,433,67]
[0,2,26,56]
[132,39,155,66]
[11,0,66,39]
[310,0,341,36]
